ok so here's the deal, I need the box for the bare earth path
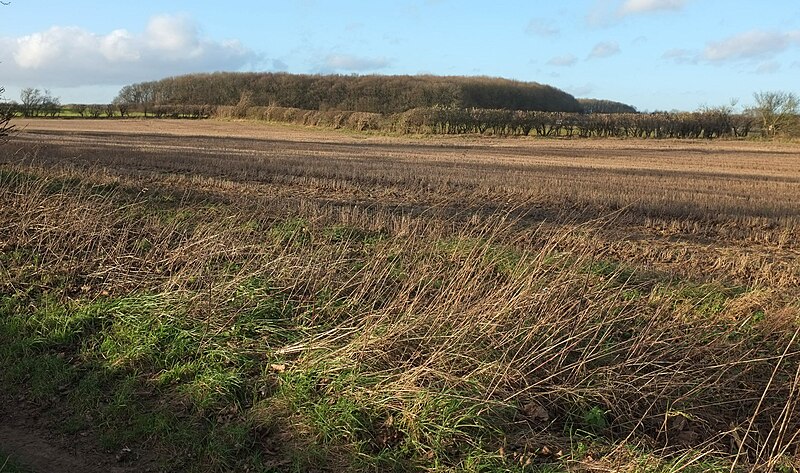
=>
[0,397,150,473]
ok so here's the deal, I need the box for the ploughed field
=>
[1,119,799,472]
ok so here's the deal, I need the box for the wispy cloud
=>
[661,48,697,64]
[547,54,578,67]
[703,30,800,62]
[664,29,800,70]
[0,14,259,87]
[588,0,687,25]
[586,0,617,26]
[619,0,687,16]
[525,18,559,37]
[321,54,390,72]
[588,41,620,59]
[755,61,781,74]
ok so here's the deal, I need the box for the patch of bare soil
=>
[0,397,156,473]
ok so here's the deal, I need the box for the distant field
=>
[1,119,799,472]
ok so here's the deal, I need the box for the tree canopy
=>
[751,91,799,137]
[577,98,637,114]
[115,73,584,114]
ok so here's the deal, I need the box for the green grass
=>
[0,234,790,472]
[1,164,798,472]
[0,248,782,471]
[0,274,563,471]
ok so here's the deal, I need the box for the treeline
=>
[11,88,61,117]
[215,104,756,138]
[3,101,212,119]
[578,98,637,114]
[114,72,584,114]
[66,103,212,119]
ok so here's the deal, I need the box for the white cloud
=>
[619,0,686,16]
[145,15,199,55]
[661,48,697,64]
[100,30,140,62]
[321,54,390,72]
[547,54,578,66]
[662,29,800,66]
[703,30,800,62]
[586,0,617,27]
[526,18,559,37]
[0,14,259,88]
[588,0,687,25]
[588,41,621,59]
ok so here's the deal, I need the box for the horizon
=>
[1,0,799,112]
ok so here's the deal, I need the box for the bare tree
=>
[18,88,61,117]
[19,87,43,117]
[41,90,61,117]
[751,91,799,138]
[0,2,12,142]
[72,103,88,117]
[87,104,103,118]
[115,100,130,118]
[0,86,14,143]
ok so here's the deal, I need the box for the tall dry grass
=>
[8,126,799,296]
[1,158,798,470]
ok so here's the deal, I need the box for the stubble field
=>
[1,119,799,472]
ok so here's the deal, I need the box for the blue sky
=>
[1,0,798,111]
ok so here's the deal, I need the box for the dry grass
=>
[1,120,799,472]
[12,119,800,287]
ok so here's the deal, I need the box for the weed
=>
[269,218,312,246]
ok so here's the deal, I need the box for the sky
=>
[1,0,799,111]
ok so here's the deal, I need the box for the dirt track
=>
[0,397,148,473]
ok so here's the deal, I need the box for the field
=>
[1,119,799,472]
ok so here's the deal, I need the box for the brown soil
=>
[12,118,800,181]
[0,396,155,473]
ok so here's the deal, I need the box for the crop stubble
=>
[2,119,799,471]
[9,119,800,289]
